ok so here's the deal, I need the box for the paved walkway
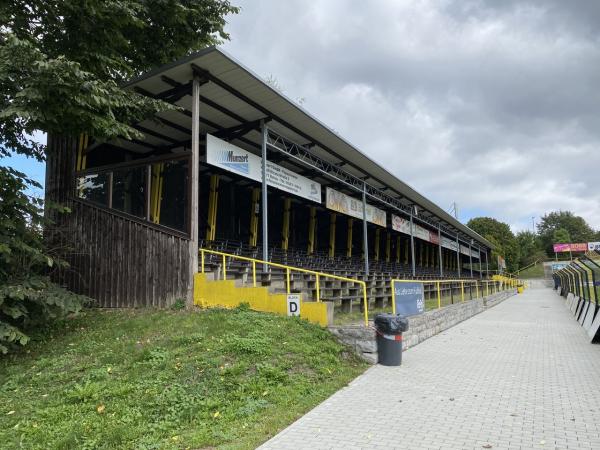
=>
[260,288,600,450]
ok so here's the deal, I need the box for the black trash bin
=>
[374,313,409,366]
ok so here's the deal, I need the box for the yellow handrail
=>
[199,248,369,326]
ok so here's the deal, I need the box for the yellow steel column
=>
[249,188,260,247]
[307,206,317,255]
[374,228,380,261]
[346,218,354,257]
[386,232,391,263]
[281,198,291,251]
[328,213,337,258]
[206,174,220,242]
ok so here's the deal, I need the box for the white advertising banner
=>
[391,214,478,257]
[392,214,447,247]
[325,187,386,227]
[588,242,600,251]
[441,236,459,252]
[206,134,321,203]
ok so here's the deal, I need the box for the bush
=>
[0,166,87,354]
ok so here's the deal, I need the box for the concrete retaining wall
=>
[330,289,517,363]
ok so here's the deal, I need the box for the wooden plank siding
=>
[45,135,193,308]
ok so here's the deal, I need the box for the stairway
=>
[193,273,333,326]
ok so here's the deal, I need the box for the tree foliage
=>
[0,0,239,353]
[467,217,519,272]
[0,167,88,353]
[537,211,596,255]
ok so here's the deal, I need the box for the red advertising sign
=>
[571,243,588,252]
[553,243,588,252]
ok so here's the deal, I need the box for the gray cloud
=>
[223,0,600,231]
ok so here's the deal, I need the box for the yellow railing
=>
[390,278,517,313]
[199,248,370,326]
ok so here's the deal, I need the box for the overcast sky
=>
[221,0,600,232]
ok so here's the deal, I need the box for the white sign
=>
[286,294,301,317]
[391,215,431,241]
[441,236,459,252]
[391,214,479,257]
[206,134,321,203]
[588,242,600,251]
[325,187,386,227]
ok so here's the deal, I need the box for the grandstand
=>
[45,47,493,312]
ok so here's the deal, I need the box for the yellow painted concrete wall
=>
[193,273,330,326]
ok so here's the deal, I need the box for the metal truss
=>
[266,128,478,248]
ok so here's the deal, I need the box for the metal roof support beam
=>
[456,234,461,278]
[438,225,443,278]
[132,124,180,144]
[261,120,269,270]
[264,128,488,251]
[188,76,201,305]
[189,64,391,192]
[362,182,369,276]
[410,213,416,277]
[469,240,473,278]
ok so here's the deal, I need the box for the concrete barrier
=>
[582,304,596,331]
[578,301,590,325]
[566,293,574,309]
[587,309,600,343]
[330,289,516,363]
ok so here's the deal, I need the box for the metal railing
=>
[390,277,518,314]
[199,248,370,326]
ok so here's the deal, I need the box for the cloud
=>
[223,0,600,231]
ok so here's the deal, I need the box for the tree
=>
[552,228,571,244]
[467,217,519,272]
[515,230,545,268]
[0,1,239,353]
[537,211,596,256]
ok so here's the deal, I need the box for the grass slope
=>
[0,307,366,449]
[516,263,545,279]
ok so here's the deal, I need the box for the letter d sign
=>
[287,294,301,317]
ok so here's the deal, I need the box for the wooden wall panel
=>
[45,135,193,308]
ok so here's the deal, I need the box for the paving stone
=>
[259,288,600,449]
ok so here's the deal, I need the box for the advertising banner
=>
[571,243,588,252]
[553,243,570,253]
[325,187,386,227]
[393,281,425,316]
[498,255,507,271]
[551,263,569,272]
[391,215,432,242]
[588,242,600,252]
[206,134,321,203]
[391,215,477,256]
[553,243,588,253]
[441,236,459,252]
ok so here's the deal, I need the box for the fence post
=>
[222,254,227,280]
[362,283,369,326]
[461,281,465,302]
[286,268,291,294]
[200,249,205,274]
[437,281,441,309]
[316,274,320,302]
[252,260,256,287]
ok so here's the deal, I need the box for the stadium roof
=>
[123,46,493,250]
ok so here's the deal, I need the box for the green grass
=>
[516,263,545,279]
[0,307,366,449]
